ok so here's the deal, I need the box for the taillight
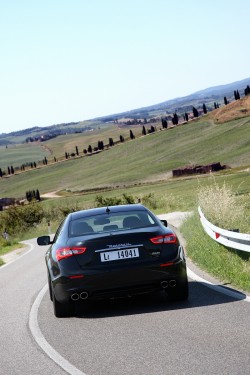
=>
[56,247,87,261]
[150,234,177,244]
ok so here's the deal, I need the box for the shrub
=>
[122,194,136,204]
[141,193,158,209]
[0,202,44,235]
[95,195,122,207]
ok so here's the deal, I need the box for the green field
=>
[0,143,50,170]
[0,115,250,199]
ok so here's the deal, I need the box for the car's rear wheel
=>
[167,279,189,301]
[48,273,53,301]
[52,291,73,318]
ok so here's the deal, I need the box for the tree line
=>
[1,85,249,178]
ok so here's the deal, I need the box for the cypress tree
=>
[98,141,104,150]
[130,130,135,139]
[36,189,41,201]
[172,113,178,125]
[244,85,250,96]
[193,107,199,118]
[161,119,168,129]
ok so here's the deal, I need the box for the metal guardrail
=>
[198,206,250,253]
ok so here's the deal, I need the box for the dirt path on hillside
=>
[40,191,61,198]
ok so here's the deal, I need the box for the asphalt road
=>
[1,238,250,375]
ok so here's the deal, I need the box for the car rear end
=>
[52,208,187,303]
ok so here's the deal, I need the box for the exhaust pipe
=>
[80,291,89,300]
[71,293,80,301]
[169,280,177,288]
[161,281,168,289]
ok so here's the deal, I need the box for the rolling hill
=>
[0,77,249,147]
[0,94,250,200]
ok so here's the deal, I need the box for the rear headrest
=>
[71,222,93,235]
[123,216,142,228]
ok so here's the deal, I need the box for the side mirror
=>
[37,236,52,246]
[160,219,168,227]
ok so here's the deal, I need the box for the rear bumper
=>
[52,260,187,303]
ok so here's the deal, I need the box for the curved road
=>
[0,238,250,375]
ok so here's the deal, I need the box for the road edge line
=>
[29,284,87,375]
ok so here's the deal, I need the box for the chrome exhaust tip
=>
[71,293,80,301]
[161,281,168,289]
[80,291,89,300]
[169,280,177,288]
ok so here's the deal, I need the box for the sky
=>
[0,0,250,133]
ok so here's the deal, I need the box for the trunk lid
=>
[66,227,178,268]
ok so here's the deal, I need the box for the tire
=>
[48,273,53,301]
[52,291,73,318]
[167,279,189,301]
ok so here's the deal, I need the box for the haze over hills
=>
[100,77,250,120]
[0,77,249,145]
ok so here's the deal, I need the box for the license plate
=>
[100,248,139,262]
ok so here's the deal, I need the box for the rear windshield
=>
[69,210,157,237]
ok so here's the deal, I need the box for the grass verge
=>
[0,239,26,266]
[181,212,250,292]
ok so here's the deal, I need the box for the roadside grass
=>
[0,241,26,256]
[0,237,26,266]
[181,212,250,292]
[181,179,250,292]
[197,178,249,232]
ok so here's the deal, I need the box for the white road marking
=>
[29,284,87,375]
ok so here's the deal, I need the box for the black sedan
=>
[37,204,188,317]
